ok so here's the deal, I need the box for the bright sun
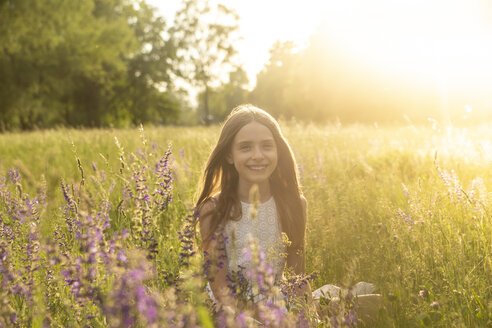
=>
[314,0,492,96]
[149,0,491,112]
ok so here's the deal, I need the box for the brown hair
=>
[196,104,305,251]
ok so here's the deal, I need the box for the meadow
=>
[0,122,490,327]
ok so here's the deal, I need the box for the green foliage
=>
[109,0,180,126]
[249,41,302,120]
[197,67,249,122]
[249,24,491,124]
[170,0,240,124]
[0,0,179,130]
[0,123,491,326]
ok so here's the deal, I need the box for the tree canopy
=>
[2,0,487,129]
[170,0,240,125]
[0,0,185,129]
[249,22,491,124]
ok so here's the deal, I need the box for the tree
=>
[170,0,240,125]
[197,66,249,122]
[249,41,303,120]
[0,0,139,128]
[0,0,180,130]
[109,0,180,125]
[249,24,448,124]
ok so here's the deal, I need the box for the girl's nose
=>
[251,146,264,160]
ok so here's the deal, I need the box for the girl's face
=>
[227,121,278,186]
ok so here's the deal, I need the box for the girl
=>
[195,104,311,307]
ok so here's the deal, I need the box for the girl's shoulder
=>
[300,194,307,222]
[300,194,307,209]
[197,193,220,218]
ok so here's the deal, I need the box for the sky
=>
[146,0,325,87]
[147,0,491,108]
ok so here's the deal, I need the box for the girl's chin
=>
[245,175,272,185]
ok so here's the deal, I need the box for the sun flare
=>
[314,0,492,95]
[149,0,491,119]
[232,0,492,117]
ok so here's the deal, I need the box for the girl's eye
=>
[240,145,250,151]
[263,143,274,150]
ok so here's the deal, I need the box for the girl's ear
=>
[226,153,233,164]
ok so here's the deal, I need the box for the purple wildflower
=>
[402,183,410,198]
[344,308,358,327]
[153,149,173,211]
[178,214,198,267]
[397,208,414,225]
[236,311,247,327]
[8,168,21,184]
[102,261,159,327]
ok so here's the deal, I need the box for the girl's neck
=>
[237,180,272,204]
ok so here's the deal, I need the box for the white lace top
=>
[223,197,286,282]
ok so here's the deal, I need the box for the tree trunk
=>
[203,84,210,125]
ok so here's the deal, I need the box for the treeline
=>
[0,0,243,130]
[206,23,491,125]
[1,0,489,130]
[1,0,172,129]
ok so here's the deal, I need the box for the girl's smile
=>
[228,121,278,189]
[247,165,267,171]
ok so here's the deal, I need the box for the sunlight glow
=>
[149,0,491,115]
[317,0,492,95]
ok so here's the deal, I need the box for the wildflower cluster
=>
[100,250,160,328]
[115,137,173,260]
[0,170,46,323]
[177,213,197,268]
[436,165,489,213]
[212,236,316,328]
[0,133,210,327]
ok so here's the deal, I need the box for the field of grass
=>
[0,123,490,327]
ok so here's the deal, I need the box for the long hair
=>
[196,104,305,251]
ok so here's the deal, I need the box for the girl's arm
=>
[286,195,313,299]
[198,199,231,305]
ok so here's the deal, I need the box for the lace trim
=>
[224,197,286,282]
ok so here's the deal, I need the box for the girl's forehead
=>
[233,121,275,143]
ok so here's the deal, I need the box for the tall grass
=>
[0,123,490,327]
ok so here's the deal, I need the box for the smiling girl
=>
[195,105,382,324]
[195,104,310,308]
